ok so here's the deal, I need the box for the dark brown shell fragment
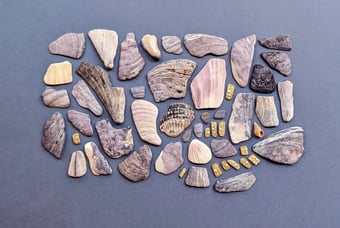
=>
[261,52,292,76]
[258,34,292,51]
[250,64,276,93]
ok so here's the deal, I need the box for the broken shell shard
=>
[210,139,237,158]
[253,122,265,138]
[261,52,292,76]
[88,29,118,69]
[119,33,145,80]
[213,109,226,119]
[185,166,210,188]
[230,35,256,87]
[72,133,80,145]
[147,59,196,102]
[252,126,304,165]
[200,112,210,124]
[258,34,292,51]
[41,112,65,159]
[161,36,183,54]
[255,96,279,127]
[228,93,255,144]
[41,87,70,108]
[131,100,162,146]
[250,64,276,93]
[76,61,125,124]
[218,121,226,137]
[190,58,227,109]
[188,139,212,164]
[95,119,134,159]
[181,129,192,143]
[48,33,85,59]
[193,123,203,138]
[118,145,152,182]
[130,86,146,99]
[84,142,112,175]
[68,151,87,178]
[160,103,195,137]
[155,142,184,175]
[214,172,256,193]
[43,61,72,86]
[278,80,294,122]
[72,80,103,116]
[184,34,228,57]
[67,109,93,136]
[141,34,161,59]
[211,163,222,177]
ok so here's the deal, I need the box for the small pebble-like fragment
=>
[221,160,231,171]
[240,157,252,169]
[240,145,249,156]
[194,123,203,138]
[213,110,226,119]
[130,86,145,99]
[211,122,218,138]
[227,159,241,170]
[84,142,112,175]
[225,83,235,101]
[212,163,223,177]
[72,133,80,145]
[205,128,211,138]
[141,34,161,59]
[185,166,210,188]
[248,154,261,166]
[43,61,72,86]
[67,151,87,178]
[201,112,210,124]
[41,87,70,108]
[181,129,192,143]
[214,172,256,193]
[253,122,265,138]
[218,121,226,137]
[161,36,183,54]
[178,167,187,178]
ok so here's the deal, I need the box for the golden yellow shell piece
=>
[221,160,231,171]
[178,167,187,178]
[211,162,223,177]
[240,157,252,169]
[204,127,211,138]
[240,145,249,156]
[248,154,261,166]
[211,122,217,138]
[225,83,235,101]
[218,121,225,137]
[227,159,241,170]
[72,133,80,145]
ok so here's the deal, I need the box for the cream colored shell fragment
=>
[188,139,212,164]
[43,61,72,85]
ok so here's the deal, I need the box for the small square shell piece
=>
[248,154,261,166]
[240,145,249,156]
[227,159,241,170]
[72,133,81,145]
[225,83,235,101]
[240,157,252,169]
[211,162,222,177]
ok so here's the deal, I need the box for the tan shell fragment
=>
[160,103,195,137]
[88,29,118,69]
[131,100,162,146]
[188,139,212,164]
[278,80,294,122]
[67,151,87,178]
[43,61,72,85]
[41,87,70,108]
[253,122,265,138]
[255,96,279,127]
[141,34,161,59]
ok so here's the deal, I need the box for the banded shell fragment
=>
[48,33,85,59]
[67,151,87,178]
[255,96,279,127]
[41,87,70,108]
[161,36,183,54]
[147,59,196,102]
[185,166,210,188]
[184,34,228,57]
[160,103,195,137]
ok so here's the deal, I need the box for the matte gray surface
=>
[1,1,339,227]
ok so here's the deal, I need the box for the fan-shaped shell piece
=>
[48,33,85,59]
[188,139,212,164]
[160,103,195,137]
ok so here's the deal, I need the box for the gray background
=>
[1,0,339,227]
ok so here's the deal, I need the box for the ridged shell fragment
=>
[214,172,256,193]
[161,36,183,54]
[184,34,228,57]
[84,142,112,175]
[185,166,210,188]
[160,102,195,137]
[48,33,85,59]
[147,59,196,102]
[67,151,87,178]
[188,139,212,164]
[41,87,70,108]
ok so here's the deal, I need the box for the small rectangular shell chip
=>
[72,133,81,145]
[178,167,187,178]
[248,154,261,166]
[240,145,249,156]
[210,122,217,138]
[227,159,241,170]
[240,157,252,169]
[221,160,231,171]
[218,121,226,137]
[204,127,211,138]
[211,162,223,177]
[225,83,235,101]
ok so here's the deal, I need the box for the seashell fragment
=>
[188,139,212,164]
[155,142,184,175]
[278,80,294,122]
[130,86,145,99]
[250,64,276,93]
[160,102,195,137]
[88,29,118,69]
[67,151,87,178]
[211,163,223,178]
[184,34,228,57]
[43,61,72,86]
[161,36,183,54]
[210,139,237,158]
[141,34,161,60]
[131,100,162,146]
[72,133,80,145]
[178,167,187,178]
[48,33,85,59]
[253,122,265,138]
[190,58,227,109]
[214,172,256,193]
[230,35,256,87]
[185,166,210,188]
[255,96,279,127]
[193,123,203,138]
[72,80,103,116]
[41,87,70,108]
[240,157,252,169]
[252,126,304,165]
[181,128,192,143]
[119,33,145,80]
[258,34,292,51]
[200,112,210,124]
[41,112,65,159]
[118,145,152,182]
[228,93,255,144]
[213,109,226,119]
[67,109,93,136]
[147,59,196,102]
[261,52,292,76]
[95,119,134,159]
[84,142,112,175]
[76,61,125,124]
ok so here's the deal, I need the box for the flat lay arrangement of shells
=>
[41,31,304,193]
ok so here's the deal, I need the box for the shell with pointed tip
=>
[49,33,85,59]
